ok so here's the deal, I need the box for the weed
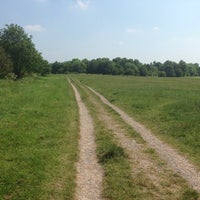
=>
[182,188,199,200]
[98,141,126,164]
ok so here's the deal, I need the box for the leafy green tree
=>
[163,61,175,77]
[94,58,112,74]
[62,61,71,73]
[71,59,87,73]
[179,60,188,76]
[87,59,98,74]
[187,64,198,76]
[0,24,43,78]
[146,63,158,76]
[112,57,124,74]
[51,61,65,74]
[174,65,183,77]
[139,65,147,76]
[124,62,138,75]
[0,47,13,78]
[82,58,89,69]
[158,71,166,77]
[36,59,50,76]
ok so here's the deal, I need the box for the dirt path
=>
[77,84,189,199]
[68,79,103,200]
[86,85,200,193]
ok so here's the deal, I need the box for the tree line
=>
[0,24,50,79]
[51,58,200,77]
[1,24,200,79]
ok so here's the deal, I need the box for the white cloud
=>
[24,25,45,32]
[75,0,89,10]
[152,26,160,31]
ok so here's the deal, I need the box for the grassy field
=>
[0,75,79,200]
[75,74,200,166]
[72,78,198,200]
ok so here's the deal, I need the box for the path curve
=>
[68,79,103,200]
[87,85,200,193]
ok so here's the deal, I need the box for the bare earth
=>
[87,85,200,193]
[68,79,103,200]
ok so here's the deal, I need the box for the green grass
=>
[75,74,200,167]
[72,78,199,200]
[95,125,143,200]
[0,75,79,199]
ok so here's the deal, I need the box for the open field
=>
[75,74,200,167]
[0,75,79,199]
[71,78,199,199]
[1,74,200,199]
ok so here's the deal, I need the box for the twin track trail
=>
[68,79,103,200]
[69,77,200,199]
[86,85,200,194]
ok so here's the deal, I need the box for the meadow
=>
[72,77,198,199]
[1,74,200,199]
[76,74,200,166]
[0,75,79,199]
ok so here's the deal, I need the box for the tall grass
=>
[75,75,200,166]
[0,75,79,199]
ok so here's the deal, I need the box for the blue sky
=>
[1,0,200,63]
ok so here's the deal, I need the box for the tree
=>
[147,63,158,76]
[163,61,175,77]
[139,65,147,76]
[124,62,139,75]
[179,60,188,76]
[0,24,43,78]
[187,63,198,76]
[0,47,13,78]
[51,61,65,74]
[158,71,166,77]
[71,59,87,73]
[174,65,183,77]
[87,59,98,74]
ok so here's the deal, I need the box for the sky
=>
[1,0,200,64]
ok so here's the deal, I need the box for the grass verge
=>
[0,75,79,200]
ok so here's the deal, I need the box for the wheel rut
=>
[86,85,200,194]
[69,77,200,199]
[68,79,103,200]
[75,82,195,199]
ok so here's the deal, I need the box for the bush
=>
[5,72,17,80]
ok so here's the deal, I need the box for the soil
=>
[68,79,103,200]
